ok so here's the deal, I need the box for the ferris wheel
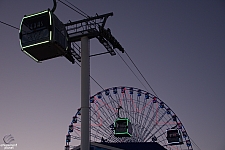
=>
[65,86,193,150]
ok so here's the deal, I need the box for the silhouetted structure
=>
[72,142,166,150]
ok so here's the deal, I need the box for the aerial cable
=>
[58,0,158,96]
[1,0,158,97]
[189,137,202,150]
[0,20,20,30]
[53,0,105,91]
[124,51,158,97]
[58,0,107,91]
[58,0,87,18]
[115,50,148,91]
[74,61,105,91]
[0,20,104,91]
[63,0,89,18]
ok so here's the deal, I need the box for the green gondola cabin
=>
[19,9,68,62]
[114,118,132,137]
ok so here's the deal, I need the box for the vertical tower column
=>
[81,36,90,150]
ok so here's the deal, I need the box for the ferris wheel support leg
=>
[81,36,90,150]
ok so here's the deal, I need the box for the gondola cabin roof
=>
[19,9,68,62]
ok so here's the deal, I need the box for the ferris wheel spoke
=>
[107,133,117,142]
[108,95,120,115]
[100,93,118,115]
[94,100,115,127]
[103,96,116,114]
[154,130,167,144]
[129,94,135,124]
[122,92,129,117]
[122,92,128,117]
[91,115,114,136]
[91,125,110,139]
[143,109,167,141]
[114,92,121,105]
[98,102,115,125]
[91,131,105,142]
[139,101,154,137]
[118,94,125,118]
[138,97,148,130]
[145,114,171,142]
[70,127,82,141]
[90,115,113,138]
[157,137,168,145]
[92,105,110,126]
[90,113,102,128]
[90,129,106,141]
[73,125,81,132]
[142,105,159,140]
[132,124,144,141]
[90,105,102,124]
[135,96,141,128]
[131,99,140,126]
[71,135,81,140]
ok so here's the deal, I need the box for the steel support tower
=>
[64,12,124,150]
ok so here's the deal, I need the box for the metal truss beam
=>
[64,12,124,63]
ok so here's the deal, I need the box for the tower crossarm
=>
[65,12,113,42]
[64,12,124,63]
[98,28,124,53]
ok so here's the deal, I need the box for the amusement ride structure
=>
[18,0,194,150]
[66,86,193,150]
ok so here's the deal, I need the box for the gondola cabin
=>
[166,129,183,145]
[19,9,68,62]
[114,118,132,137]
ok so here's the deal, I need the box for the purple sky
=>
[0,0,225,150]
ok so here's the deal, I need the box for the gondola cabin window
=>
[19,10,68,62]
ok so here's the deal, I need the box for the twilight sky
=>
[0,0,225,150]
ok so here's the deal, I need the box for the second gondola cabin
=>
[114,118,132,137]
[166,129,183,145]
[19,9,68,62]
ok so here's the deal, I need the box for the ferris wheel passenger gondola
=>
[114,118,132,137]
[166,129,184,145]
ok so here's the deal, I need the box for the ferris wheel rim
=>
[66,86,193,150]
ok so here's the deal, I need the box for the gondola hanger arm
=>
[51,0,57,13]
